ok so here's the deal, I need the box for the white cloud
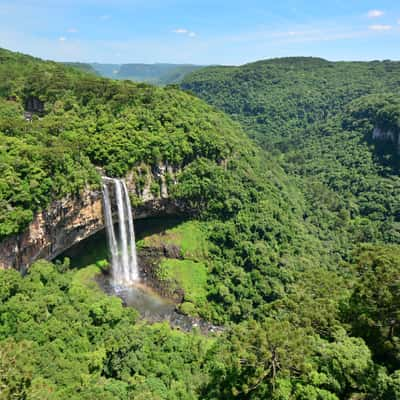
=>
[172,28,189,34]
[367,10,384,18]
[59,36,67,41]
[369,24,392,31]
[172,28,197,38]
[67,28,78,33]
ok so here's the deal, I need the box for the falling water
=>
[122,181,139,281]
[102,177,139,285]
[102,182,119,276]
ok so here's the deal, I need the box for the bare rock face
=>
[0,190,104,271]
[0,164,187,271]
[24,96,45,121]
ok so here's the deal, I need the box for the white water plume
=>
[102,177,139,285]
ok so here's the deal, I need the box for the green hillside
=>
[0,48,266,240]
[181,57,400,145]
[63,62,100,76]
[180,57,400,397]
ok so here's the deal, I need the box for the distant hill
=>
[90,63,121,78]
[63,62,100,76]
[90,62,204,85]
[181,56,400,148]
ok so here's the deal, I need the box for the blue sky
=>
[1,0,400,65]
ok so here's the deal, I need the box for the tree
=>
[204,319,311,399]
[347,245,400,370]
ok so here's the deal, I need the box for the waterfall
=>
[122,181,139,281]
[102,177,139,285]
[102,182,119,277]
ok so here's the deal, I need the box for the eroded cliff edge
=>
[0,164,185,271]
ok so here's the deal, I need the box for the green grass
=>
[138,220,210,316]
[139,220,209,261]
[158,259,208,312]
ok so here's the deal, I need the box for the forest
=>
[0,49,400,399]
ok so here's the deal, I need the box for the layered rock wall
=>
[0,164,186,271]
[0,190,103,271]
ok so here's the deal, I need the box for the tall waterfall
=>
[102,178,139,285]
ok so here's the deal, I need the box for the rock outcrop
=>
[138,245,185,302]
[0,190,103,271]
[0,164,186,271]
[372,126,400,153]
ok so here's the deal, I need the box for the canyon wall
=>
[372,126,400,153]
[0,164,185,271]
[0,190,104,271]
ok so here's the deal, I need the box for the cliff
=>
[0,190,103,271]
[0,165,185,271]
[372,126,400,153]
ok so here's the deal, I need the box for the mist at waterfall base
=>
[102,177,139,286]
[57,215,186,322]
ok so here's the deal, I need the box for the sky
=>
[1,0,400,65]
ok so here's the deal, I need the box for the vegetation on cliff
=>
[0,47,247,238]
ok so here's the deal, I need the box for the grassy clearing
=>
[71,264,103,291]
[158,258,208,315]
[139,220,209,261]
[138,220,211,316]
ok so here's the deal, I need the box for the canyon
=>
[0,165,186,271]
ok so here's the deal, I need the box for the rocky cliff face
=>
[0,190,104,271]
[373,126,400,153]
[0,164,186,271]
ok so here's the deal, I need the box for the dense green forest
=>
[182,57,400,397]
[0,49,400,399]
[0,48,247,239]
[182,57,400,248]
